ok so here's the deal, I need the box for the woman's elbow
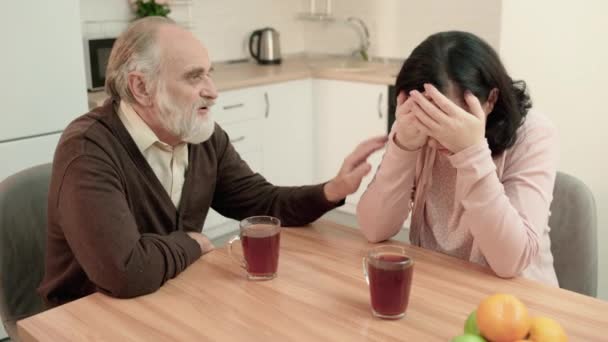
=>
[357,209,394,243]
[361,227,390,243]
[491,267,521,279]
[488,246,538,279]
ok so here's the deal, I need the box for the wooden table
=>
[18,221,608,341]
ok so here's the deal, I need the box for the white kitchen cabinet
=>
[213,86,266,126]
[0,133,62,182]
[262,79,314,186]
[313,80,388,214]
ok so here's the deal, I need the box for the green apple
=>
[451,334,487,342]
[464,310,481,336]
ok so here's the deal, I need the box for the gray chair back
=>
[549,171,597,297]
[0,163,52,340]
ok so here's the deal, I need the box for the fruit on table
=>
[528,316,568,342]
[453,294,568,342]
[464,310,481,335]
[451,334,487,342]
[476,294,531,342]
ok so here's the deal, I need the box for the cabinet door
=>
[214,86,266,126]
[262,80,314,186]
[0,133,62,181]
[313,80,388,213]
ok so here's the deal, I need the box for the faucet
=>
[347,17,370,61]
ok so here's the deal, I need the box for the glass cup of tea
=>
[362,245,414,319]
[227,216,281,280]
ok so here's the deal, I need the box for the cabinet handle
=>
[223,103,245,110]
[264,92,270,118]
[377,92,383,119]
[230,136,246,144]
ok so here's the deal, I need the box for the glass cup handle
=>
[227,235,247,270]
[362,257,369,285]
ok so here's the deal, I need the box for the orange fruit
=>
[476,294,531,342]
[528,316,567,342]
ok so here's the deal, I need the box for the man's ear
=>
[127,72,153,106]
[483,88,499,114]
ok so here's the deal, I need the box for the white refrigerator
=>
[0,1,88,338]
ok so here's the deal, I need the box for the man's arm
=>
[57,155,203,298]
[210,125,386,226]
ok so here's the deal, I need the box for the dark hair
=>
[395,31,532,156]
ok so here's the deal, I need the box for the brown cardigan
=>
[39,100,340,306]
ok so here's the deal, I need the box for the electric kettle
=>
[249,27,282,65]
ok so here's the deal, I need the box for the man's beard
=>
[155,85,216,144]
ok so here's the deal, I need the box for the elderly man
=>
[38,17,386,306]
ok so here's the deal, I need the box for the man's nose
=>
[201,79,218,100]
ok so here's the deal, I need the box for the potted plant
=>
[130,0,171,18]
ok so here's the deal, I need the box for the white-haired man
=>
[39,17,386,306]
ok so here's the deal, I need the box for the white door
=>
[313,80,388,213]
[262,80,314,186]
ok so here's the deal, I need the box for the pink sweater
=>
[357,111,559,286]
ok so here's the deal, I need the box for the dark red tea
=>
[368,253,413,317]
[241,225,280,276]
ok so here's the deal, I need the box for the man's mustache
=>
[197,98,216,108]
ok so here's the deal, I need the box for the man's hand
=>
[186,232,215,255]
[323,135,388,203]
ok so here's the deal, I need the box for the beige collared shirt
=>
[118,101,188,208]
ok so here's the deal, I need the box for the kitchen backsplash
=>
[79,0,501,62]
[300,0,502,59]
[80,0,307,62]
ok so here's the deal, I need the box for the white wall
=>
[500,0,608,299]
[299,0,502,59]
[80,0,306,62]
[80,0,502,62]
[191,0,305,61]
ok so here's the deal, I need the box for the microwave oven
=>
[84,37,116,91]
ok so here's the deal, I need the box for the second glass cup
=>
[228,216,281,280]
[363,245,414,319]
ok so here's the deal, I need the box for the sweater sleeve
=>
[448,119,558,277]
[210,126,342,227]
[357,132,420,242]
[56,155,202,298]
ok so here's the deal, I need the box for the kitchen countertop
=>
[88,54,402,109]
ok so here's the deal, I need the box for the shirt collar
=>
[117,100,170,153]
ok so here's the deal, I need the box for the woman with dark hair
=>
[357,31,558,285]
